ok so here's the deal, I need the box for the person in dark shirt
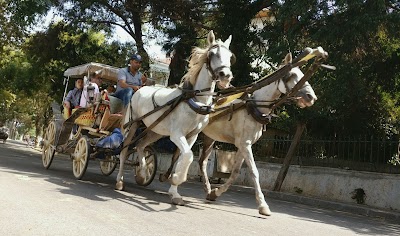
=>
[64,78,83,109]
[114,54,147,106]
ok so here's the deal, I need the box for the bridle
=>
[205,44,236,81]
[278,70,310,98]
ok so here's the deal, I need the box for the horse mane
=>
[180,45,212,85]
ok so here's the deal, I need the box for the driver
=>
[114,54,147,107]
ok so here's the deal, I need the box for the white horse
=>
[162,50,322,216]
[116,31,235,205]
[200,52,318,216]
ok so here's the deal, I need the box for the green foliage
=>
[0,18,131,137]
[162,24,199,85]
[156,0,269,86]
[213,0,264,86]
[23,21,130,100]
[2,0,400,142]
[264,0,400,137]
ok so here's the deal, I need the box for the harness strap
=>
[186,98,214,115]
[208,92,250,123]
[151,88,163,108]
[179,80,215,97]
[270,57,324,111]
[122,95,182,130]
[121,94,183,151]
[212,49,319,100]
[209,57,325,125]
[208,101,246,123]
[245,100,276,125]
[121,81,215,150]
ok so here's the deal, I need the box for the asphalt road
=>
[0,140,399,236]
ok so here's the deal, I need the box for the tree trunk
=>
[130,12,149,71]
[273,122,306,191]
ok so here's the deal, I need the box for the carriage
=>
[41,62,158,185]
[42,30,331,216]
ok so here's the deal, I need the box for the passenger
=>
[114,54,147,107]
[63,78,83,109]
[107,85,116,94]
[79,72,103,108]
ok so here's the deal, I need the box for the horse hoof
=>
[159,173,169,182]
[259,206,272,216]
[206,188,218,201]
[171,198,185,206]
[115,181,124,191]
[135,175,145,185]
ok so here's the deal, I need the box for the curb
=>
[226,183,400,221]
[28,144,400,221]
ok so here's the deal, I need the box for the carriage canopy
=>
[63,62,120,82]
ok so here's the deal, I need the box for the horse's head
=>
[206,31,234,89]
[278,53,317,108]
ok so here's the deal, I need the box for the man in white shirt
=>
[79,72,103,107]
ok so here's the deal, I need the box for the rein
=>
[269,56,325,111]
[121,94,183,151]
[120,44,232,150]
[209,51,331,124]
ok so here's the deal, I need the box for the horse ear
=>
[224,35,232,48]
[207,30,216,45]
[285,52,293,64]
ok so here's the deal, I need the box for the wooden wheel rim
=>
[42,121,56,168]
[135,147,157,186]
[100,155,117,175]
[72,136,89,179]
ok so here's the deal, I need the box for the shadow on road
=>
[0,140,399,235]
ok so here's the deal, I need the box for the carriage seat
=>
[108,95,123,114]
[99,95,123,131]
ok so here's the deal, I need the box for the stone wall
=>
[157,151,400,212]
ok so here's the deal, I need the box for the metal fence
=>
[249,135,400,174]
[159,134,400,174]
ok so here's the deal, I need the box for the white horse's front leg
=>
[208,152,244,200]
[116,125,137,191]
[168,134,197,205]
[241,145,271,216]
[199,135,215,195]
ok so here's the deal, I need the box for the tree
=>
[213,0,271,86]
[153,0,271,86]
[261,0,400,137]
[0,20,131,140]
[162,24,198,85]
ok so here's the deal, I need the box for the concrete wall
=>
[157,151,400,212]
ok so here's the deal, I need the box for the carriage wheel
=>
[72,136,90,180]
[135,146,158,186]
[99,155,118,176]
[42,121,57,169]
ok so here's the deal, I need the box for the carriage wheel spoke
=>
[72,136,89,179]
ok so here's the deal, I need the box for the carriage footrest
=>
[100,108,123,131]
[92,147,121,160]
